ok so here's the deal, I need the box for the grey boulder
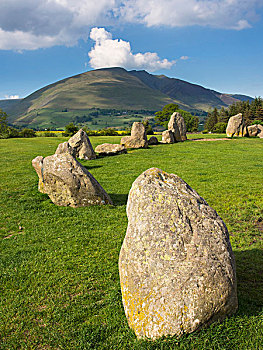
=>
[68,129,96,160]
[161,130,175,143]
[95,143,127,156]
[168,112,187,142]
[119,168,237,340]
[32,153,112,207]
[226,114,248,137]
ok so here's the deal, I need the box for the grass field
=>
[0,135,262,349]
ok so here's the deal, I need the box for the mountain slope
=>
[2,67,253,128]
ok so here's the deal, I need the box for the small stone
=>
[95,143,127,156]
[32,153,112,207]
[148,136,158,145]
[247,125,259,137]
[161,130,175,143]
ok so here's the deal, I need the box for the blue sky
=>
[1,0,263,100]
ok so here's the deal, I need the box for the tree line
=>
[204,97,263,132]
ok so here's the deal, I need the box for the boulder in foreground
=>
[68,129,96,160]
[95,143,127,156]
[32,153,112,207]
[119,168,237,340]
[226,113,248,137]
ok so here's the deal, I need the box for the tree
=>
[155,103,179,128]
[64,123,79,136]
[142,119,154,135]
[0,109,9,138]
[204,108,219,131]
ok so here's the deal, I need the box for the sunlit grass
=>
[0,135,262,349]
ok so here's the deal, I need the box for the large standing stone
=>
[32,153,112,207]
[161,130,175,143]
[131,122,147,140]
[68,129,96,160]
[168,112,187,141]
[95,143,127,156]
[120,122,148,149]
[226,114,248,137]
[119,168,237,340]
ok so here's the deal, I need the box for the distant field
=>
[0,135,262,349]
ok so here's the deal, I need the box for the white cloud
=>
[4,95,20,99]
[180,56,189,60]
[118,0,260,29]
[88,28,175,71]
[0,0,261,50]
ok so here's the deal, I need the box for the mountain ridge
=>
[1,67,253,128]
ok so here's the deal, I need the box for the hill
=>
[2,67,253,129]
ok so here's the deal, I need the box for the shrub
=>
[213,122,227,133]
[19,129,36,138]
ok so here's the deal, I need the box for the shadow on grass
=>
[234,248,263,315]
[110,193,128,206]
[83,165,103,170]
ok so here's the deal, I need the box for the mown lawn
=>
[0,135,262,349]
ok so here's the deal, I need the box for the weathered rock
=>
[122,137,148,149]
[161,130,175,143]
[95,143,127,156]
[55,141,75,157]
[119,168,237,340]
[168,112,187,141]
[148,136,158,145]
[247,125,259,137]
[120,123,148,149]
[32,153,112,207]
[226,113,248,137]
[257,124,263,138]
[131,122,147,140]
[68,129,96,160]
[120,136,131,145]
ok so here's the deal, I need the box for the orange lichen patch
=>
[121,280,170,339]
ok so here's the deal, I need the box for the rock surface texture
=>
[120,122,148,149]
[119,168,238,340]
[161,130,175,143]
[168,112,187,141]
[68,129,96,160]
[247,125,259,137]
[55,141,75,157]
[95,143,127,156]
[226,114,248,137]
[32,153,112,207]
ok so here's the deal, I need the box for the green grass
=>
[0,136,262,349]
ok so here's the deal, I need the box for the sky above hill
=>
[1,0,263,100]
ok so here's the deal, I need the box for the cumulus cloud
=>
[88,28,175,71]
[0,0,261,50]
